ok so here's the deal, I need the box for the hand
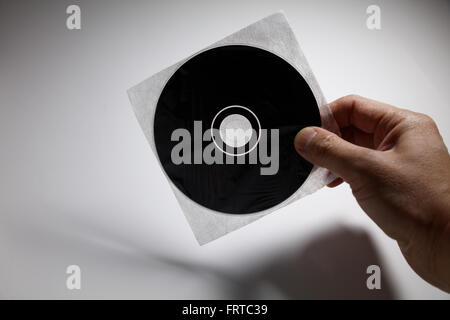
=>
[294,95,450,292]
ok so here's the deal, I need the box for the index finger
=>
[329,95,403,134]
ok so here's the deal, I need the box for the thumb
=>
[294,127,375,183]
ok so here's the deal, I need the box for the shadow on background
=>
[10,212,398,299]
[227,226,397,299]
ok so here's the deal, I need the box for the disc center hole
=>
[219,114,253,148]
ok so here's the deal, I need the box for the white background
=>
[0,0,449,299]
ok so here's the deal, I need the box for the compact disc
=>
[154,45,321,214]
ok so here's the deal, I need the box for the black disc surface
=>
[154,45,321,214]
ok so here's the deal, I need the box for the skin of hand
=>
[294,95,450,293]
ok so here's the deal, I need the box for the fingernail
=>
[295,127,317,152]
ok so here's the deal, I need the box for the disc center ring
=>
[211,105,261,157]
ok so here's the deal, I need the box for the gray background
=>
[0,0,449,299]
